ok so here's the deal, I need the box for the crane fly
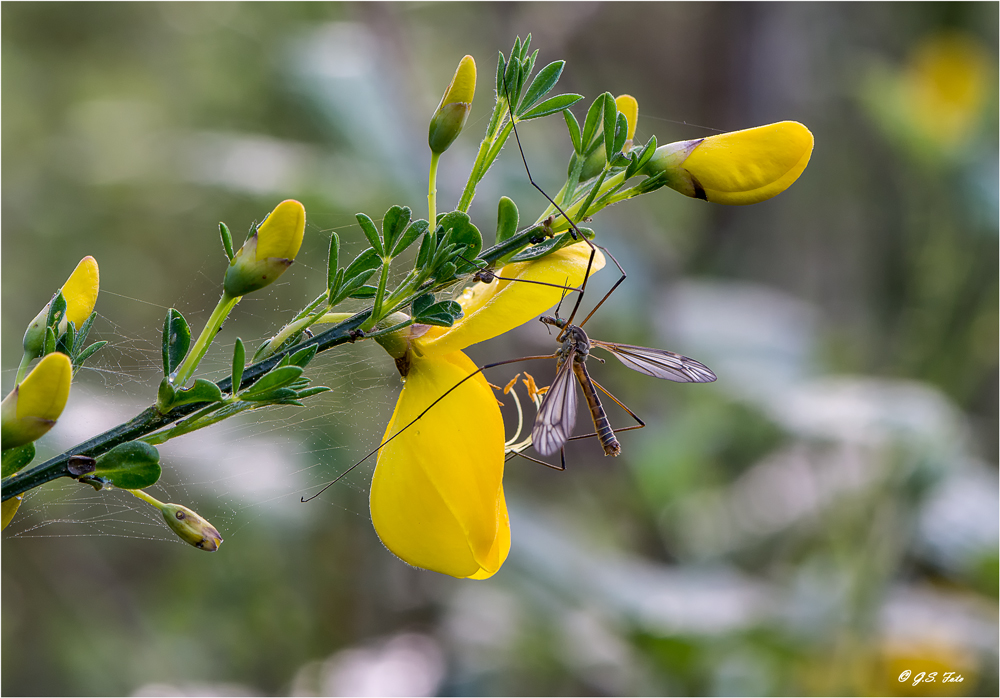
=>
[529,314,717,459]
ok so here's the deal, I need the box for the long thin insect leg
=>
[588,377,645,427]
[506,449,566,471]
[502,76,598,334]
[456,254,582,295]
[301,353,556,502]
[578,245,628,329]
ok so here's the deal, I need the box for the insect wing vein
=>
[531,350,579,456]
[591,340,717,383]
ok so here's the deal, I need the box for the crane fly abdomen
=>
[572,360,621,456]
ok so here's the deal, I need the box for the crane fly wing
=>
[531,350,579,456]
[591,340,717,383]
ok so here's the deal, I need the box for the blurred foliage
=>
[2,3,997,697]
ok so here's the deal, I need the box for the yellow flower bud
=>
[644,121,814,205]
[1,353,72,449]
[23,256,100,357]
[159,502,223,551]
[428,55,476,154]
[224,200,306,297]
[61,256,100,328]
[615,94,638,150]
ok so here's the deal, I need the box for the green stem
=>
[172,292,241,387]
[428,151,440,225]
[128,487,164,509]
[1,312,370,501]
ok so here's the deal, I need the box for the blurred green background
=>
[3,3,997,696]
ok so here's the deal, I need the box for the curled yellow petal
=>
[255,199,306,261]
[1,353,72,448]
[415,241,605,358]
[61,256,100,328]
[370,350,508,579]
[647,121,813,205]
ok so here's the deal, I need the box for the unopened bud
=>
[22,256,100,359]
[224,200,306,297]
[160,502,223,551]
[643,121,813,205]
[428,55,476,154]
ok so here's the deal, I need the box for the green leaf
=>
[170,379,224,408]
[327,232,340,295]
[381,205,411,253]
[231,338,245,393]
[509,228,594,262]
[56,321,76,356]
[295,386,331,399]
[94,441,161,490]
[343,248,381,283]
[581,94,606,151]
[495,197,519,245]
[495,51,506,97]
[520,94,584,121]
[626,135,657,179]
[75,312,97,350]
[613,111,628,155]
[415,229,435,269]
[219,222,234,261]
[436,211,483,260]
[46,291,67,332]
[391,219,428,257]
[246,366,304,395]
[162,309,192,376]
[2,443,35,478]
[517,60,564,115]
[412,293,436,316]
[44,326,56,356]
[156,377,175,411]
[289,344,318,367]
[564,110,583,154]
[242,387,298,402]
[356,213,384,256]
[348,285,378,299]
[602,91,617,160]
[74,340,106,368]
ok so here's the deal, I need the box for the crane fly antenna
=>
[301,353,556,503]
[502,75,600,332]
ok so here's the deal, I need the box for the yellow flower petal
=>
[255,200,305,261]
[370,350,508,579]
[16,353,72,422]
[682,121,814,205]
[415,241,605,358]
[1,496,22,531]
[60,256,99,328]
[615,94,638,144]
[1,353,72,448]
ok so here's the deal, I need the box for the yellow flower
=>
[645,121,814,205]
[428,55,477,155]
[371,242,605,578]
[23,256,100,358]
[1,352,73,449]
[224,200,306,297]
